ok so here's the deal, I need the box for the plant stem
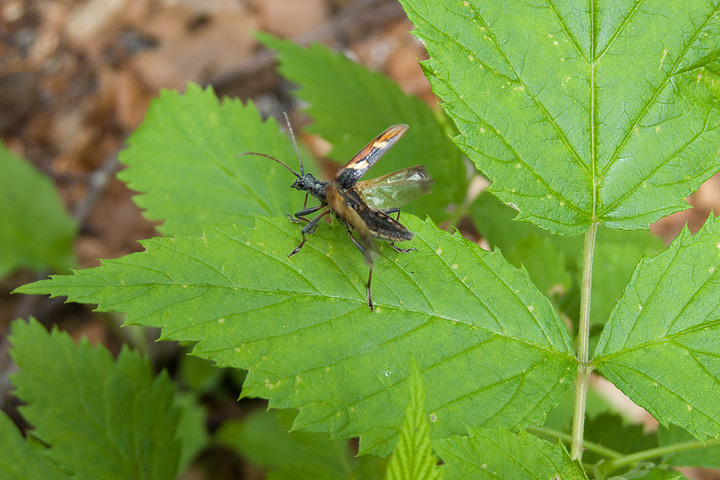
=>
[528,425,623,459]
[602,438,720,473]
[571,222,598,460]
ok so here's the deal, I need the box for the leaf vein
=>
[598,4,720,183]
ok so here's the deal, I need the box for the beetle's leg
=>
[346,231,375,311]
[289,207,331,257]
[380,209,416,254]
[391,244,416,254]
[345,230,367,257]
[381,208,415,252]
[382,208,401,218]
[366,266,374,311]
[288,204,324,224]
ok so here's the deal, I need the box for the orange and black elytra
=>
[239,113,433,311]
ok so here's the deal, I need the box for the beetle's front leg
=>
[287,204,324,224]
[289,207,331,257]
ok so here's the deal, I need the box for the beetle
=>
[240,114,433,310]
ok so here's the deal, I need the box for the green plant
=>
[11,1,720,478]
[0,142,77,277]
[2,319,207,480]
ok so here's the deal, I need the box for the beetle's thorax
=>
[291,174,328,202]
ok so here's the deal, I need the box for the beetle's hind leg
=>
[381,208,416,254]
[346,230,376,311]
[391,244,416,254]
[366,266,374,312]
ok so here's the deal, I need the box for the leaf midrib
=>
[409,1,593,218]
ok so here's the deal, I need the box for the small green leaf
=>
[0,412,69,480]
[0,142,76,276]
[385,361,442,480]
[177,352,225,394]
[258,33,466,222]
[589,229,663,325]
[216,409,362,478]
[401,0,720,234]
[9,319,181,480]
[17,215,575,456]
[595,215,720,439]
[173,393,209,473]
[434,428,587,480]
[118,83,302,235]
[631,470,688,480]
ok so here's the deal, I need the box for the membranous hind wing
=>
[334,124,409,189]
[355,165,433,210]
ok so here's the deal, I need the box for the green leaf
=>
[216,409,367,479]
[400,1,720,234]
[0,142,76,276]
[434,428,587,480]
[0,412,69,480]
[9,319,181,480]
[385,361,442,480]
[471,191,575,297]
[17,215,575,456]
[258,33,466,222]
[631,469,688,480]
[589,228,663,326]
[595,215,720,440]
[471,192,662,324]
[117,83,302,235]
[177,352,225,394]
[173,393,209,473]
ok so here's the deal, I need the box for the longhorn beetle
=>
[240,114,433,310]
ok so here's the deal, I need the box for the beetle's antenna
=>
[236,152,300,179]
[237,111,307,179]
[282,111,304,176]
